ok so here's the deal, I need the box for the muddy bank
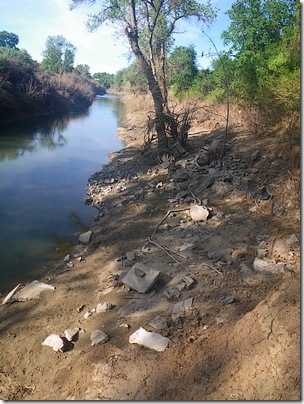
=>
[0,99,300,400]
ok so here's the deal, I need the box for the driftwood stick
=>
[147,237,188,269]
[194,221,212,236]
[201,263,224,278]
[153,208,189,234]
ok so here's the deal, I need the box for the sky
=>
[0,0,234,75]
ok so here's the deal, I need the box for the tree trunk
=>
[125,23,168,156]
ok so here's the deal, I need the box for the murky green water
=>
[0,95,124,292]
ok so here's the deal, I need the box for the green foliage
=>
[75,64,91,78]
[93,71,115,88]
[0,47,34,65]
[168,45,198,95]
[0,31,19,48]
[41,35,76,74]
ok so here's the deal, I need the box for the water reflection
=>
[0,95,124,292]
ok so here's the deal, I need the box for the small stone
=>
[90,330,109,346]
[129,327,170,352]
[63,254,70,262]
[120,323,130,329]
[220,295,236,305]
[83,311,92,319]
[96,302,113,313]
[172,297,194,314]
[42,334,65,352]
[179,243,194,252]
[190,205,209,222]
[64,329,78,341]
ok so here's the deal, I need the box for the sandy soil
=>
[0,96,300,400]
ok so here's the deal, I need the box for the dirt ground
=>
[0,96,301,400]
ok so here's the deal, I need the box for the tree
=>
[70,0,215,156]
[93,71,115,88]
[0,31,19,48]
[168,45,198,95]
[41,35,76,74]
[75,64,91,78]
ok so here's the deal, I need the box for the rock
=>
[253,257,285,274]
[13,281,55,301]
[42,334,65,352]
[121,263,160,293]
[64,329,78,341]
[251,150,261,161]
[83,311,92,319]
[126,251,136,261]
[172,297,194,314]
[96,302,113,313]
[163,288,181,300]
[129,327,170,352]
[190,205,209,222]
[149,316,168,331]
[78,230,92,244]
[220,295,236,305]
[63,254,70,262]
[90,330,109,346]
[178,243,194,252]
[1,283,22,305]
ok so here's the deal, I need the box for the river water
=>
[0,94,124,293]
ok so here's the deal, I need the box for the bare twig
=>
[201,263,224,278]
[146,236,188,270]
[153,208,189,235]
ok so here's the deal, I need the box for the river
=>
[0,94,124,293]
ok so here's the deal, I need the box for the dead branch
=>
[153,208,190,235]
[146,236,188,270]
[201,263,224,277]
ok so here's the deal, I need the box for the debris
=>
[129,327,170,352]
[96,302,113,313]
[121,263,160,293]
[64,329,78,341]
[190,205,209,222]
[42,334,65,352]
[220,295,236,305]
[90,330,109,346]
[1,283,22,305]
[163,288,181,300]
[78,230,92,244]
[172,297,194,314]
[13,281,55,301]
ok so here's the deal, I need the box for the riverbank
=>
[0,96,300,400]
[0,58,105,124]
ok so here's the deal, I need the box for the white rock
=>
[42,334,65,352]
[90,330,109,346]
[78,230,92,244]
[190,205,209,222]
[96,302,113,313]
[13,281,55,301]
[129,327,170,352]
[64,329,78,341]
[63,254,70,262]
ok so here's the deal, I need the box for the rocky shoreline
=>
[0,101,300,400]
